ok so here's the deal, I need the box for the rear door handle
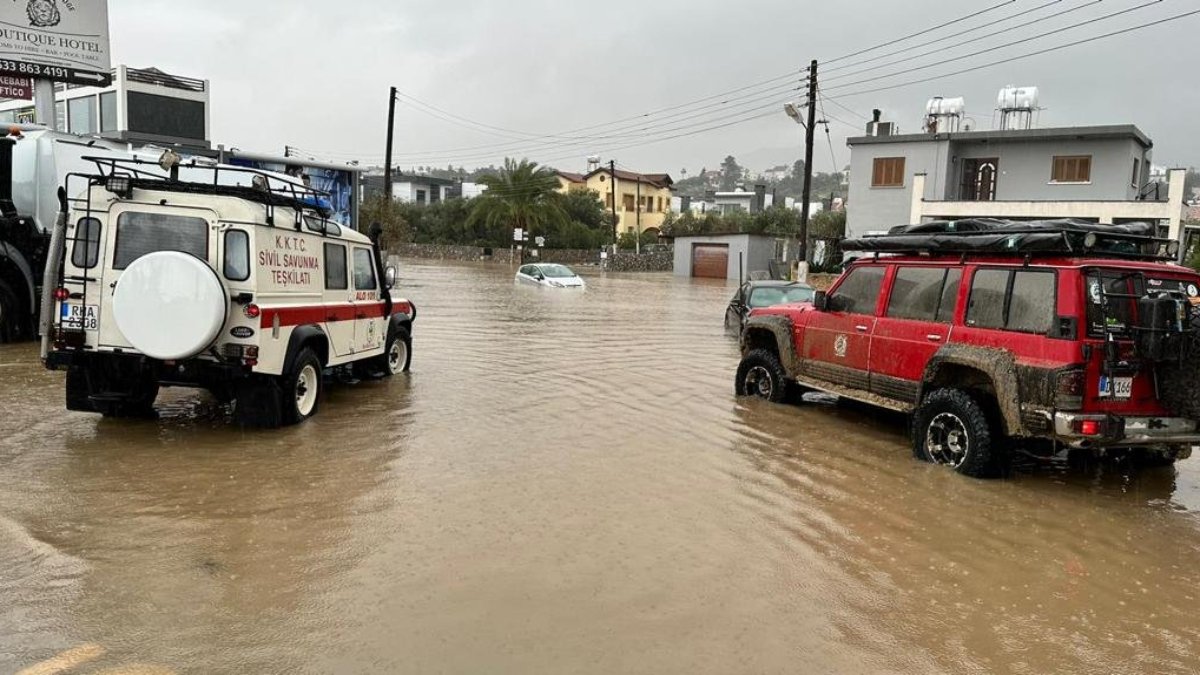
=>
[855,325,869,332]
[927,334,943,342]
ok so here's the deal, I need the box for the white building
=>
[0,65,210,151]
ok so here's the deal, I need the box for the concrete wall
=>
[847,138,950,239]
[391,243,673,272]
[672,234,775,281]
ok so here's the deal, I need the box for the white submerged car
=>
[515,263,585,288]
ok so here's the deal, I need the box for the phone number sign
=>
[0,0,112,87]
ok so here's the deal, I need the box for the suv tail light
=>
[53,287,70,302]
[1072,418,1107,437]
[1055,368,1085,410]
[244,303,261,319]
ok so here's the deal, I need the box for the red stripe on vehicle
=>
[260,301,413,328]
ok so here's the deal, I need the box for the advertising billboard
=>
[0,0,112,86]
[228,157,359,229]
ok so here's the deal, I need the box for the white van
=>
[42,156,415,427]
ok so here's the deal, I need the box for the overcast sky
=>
[110,0,1200,176]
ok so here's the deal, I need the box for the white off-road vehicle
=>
[40,155,415,426]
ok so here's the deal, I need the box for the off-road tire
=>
[359,326,412,378]
[913,388,1005,479]
[1135,446,1188,469]
[735,348,789,403]
[0,278,24,343]
[232,378,283,429]
[65,366,95,412]
[280,348,322,426]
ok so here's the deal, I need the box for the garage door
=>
[692,244,729,279]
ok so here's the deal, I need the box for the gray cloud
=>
[110,0,1200,174]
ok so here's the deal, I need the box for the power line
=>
[824,0,1018,64]
[824,0,1169,94]
[823,0,1072,75]
[823,0,1105,84]
[830,6,1200,99]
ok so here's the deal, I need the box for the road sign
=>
[513,228,523,242]
[535,236,545,247]
[0,74,31,100]
[0,1,112,87]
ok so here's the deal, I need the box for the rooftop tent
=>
[841,219,1177,261]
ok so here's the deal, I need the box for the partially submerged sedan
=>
[725,280,814,332]
[516,263,586,288]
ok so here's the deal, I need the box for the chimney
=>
[866,109,883,136]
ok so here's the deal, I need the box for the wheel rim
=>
[387,339,408,374]
[744,365,774,399]
[295,364,319,416]
[925,412,969,467]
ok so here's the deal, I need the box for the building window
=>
[1051,155,1091,184]
[67,96,97,135]
[415,189,426,205]
[605,194,613,209]
[1131,158,1140,188]
[871,157,905,187]
[623,194,635,211]
[99,91,117,133]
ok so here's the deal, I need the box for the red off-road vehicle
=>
[735,219,1200,478]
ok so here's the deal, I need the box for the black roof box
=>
[841,218,1177,261]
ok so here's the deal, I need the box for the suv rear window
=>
[1085,271,1200,337]
[114,212,208,270]
[966,268,1056,334]
[830,265,885,315]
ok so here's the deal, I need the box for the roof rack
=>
[78,155,335,219]
[841,218,1180,262]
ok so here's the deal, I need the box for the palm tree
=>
[469,158,565,244]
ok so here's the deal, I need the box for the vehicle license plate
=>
[1098,375,1132,399]
[61,303,98,331]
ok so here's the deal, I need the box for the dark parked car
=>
[725,281,815,332]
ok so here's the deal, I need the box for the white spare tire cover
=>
[113,251,228,360]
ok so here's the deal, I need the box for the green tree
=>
[469,158,566,245]
[360,193,410,248]
[720,155,743,191]
[808,209,847,240]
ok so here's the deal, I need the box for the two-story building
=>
[557,167,674,236]
[847,123,1187,242]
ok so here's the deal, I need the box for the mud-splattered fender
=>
[740,314,801,376]
[919,344,1024,436]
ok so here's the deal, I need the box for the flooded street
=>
[3,261,1200,674]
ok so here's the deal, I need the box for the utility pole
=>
[609,160,618,252]
[799,59,818,268]
[384,86,398,202]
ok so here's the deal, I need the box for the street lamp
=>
[783,101,809,271]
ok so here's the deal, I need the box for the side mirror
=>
[385,265,397,289]
[812,291,829,311]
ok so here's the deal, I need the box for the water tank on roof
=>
[997,85,1039,111]
[925,96,965,117]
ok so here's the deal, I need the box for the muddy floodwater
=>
[3,262,1200,674]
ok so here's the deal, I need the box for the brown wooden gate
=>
[692,244,729,279]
